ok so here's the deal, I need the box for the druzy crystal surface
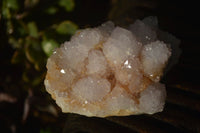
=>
[44,17,180,117]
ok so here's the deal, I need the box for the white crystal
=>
[86,50,108,76]
[103,27,142,67]
[139,83,166,114]
[105,84,138,115]
[141,41,171,81]
[44,17,179,117]
[129,20,157,45]
[72,76,111,102]
[61,29,104,73]
[98,21,115,38]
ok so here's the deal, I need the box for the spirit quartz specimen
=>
[44,16,180,117]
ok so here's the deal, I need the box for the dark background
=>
[0,0,200,133]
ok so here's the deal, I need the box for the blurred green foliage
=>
[1,0,78,87]
[42,39,59,57]
[27,22,39,38]
[56,20,78,35]
[0,1,78,131]
[58,0,75,12]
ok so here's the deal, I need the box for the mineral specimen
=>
[44,17,180,117]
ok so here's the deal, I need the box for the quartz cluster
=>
[44,16,180,117]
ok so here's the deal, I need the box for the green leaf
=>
[4,0,19,11]
[2,4,11,19]
[9,37,24,49]
[42,39,59,57]
[25,37,45,70]
[45,6,58,15]
[8,37,18,48]
[25,38,40,63]
[56,21,78,35]
[27,22,39,38]
[58,0,75,12]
